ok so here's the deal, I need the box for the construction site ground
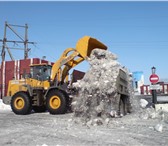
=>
[0,96,168,146]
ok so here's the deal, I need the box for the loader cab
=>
[30,64,52,81]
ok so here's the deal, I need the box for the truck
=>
[2,36,131,115]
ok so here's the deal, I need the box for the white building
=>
[132,71,144,94]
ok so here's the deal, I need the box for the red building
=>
[140,82,168,95]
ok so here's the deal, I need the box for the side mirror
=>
[48,76,51,82]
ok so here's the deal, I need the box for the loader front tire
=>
[11,92,32,115]
[46,90,67,114]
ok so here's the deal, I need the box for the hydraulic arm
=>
[50,36,107,83]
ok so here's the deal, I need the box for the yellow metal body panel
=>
[7,78,50,97]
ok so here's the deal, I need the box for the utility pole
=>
[24,23,28,59]
[0,21,35,62]
[1,21,7,61]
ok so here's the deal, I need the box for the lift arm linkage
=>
[50,36,107,83]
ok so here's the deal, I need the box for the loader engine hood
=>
[76,36,107,59]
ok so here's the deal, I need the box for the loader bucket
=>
[76,36,107,59]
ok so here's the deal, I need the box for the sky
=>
[0,1,168,84]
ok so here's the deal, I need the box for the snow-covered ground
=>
[0,96,168,146]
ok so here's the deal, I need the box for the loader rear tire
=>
[46,90,67,114]
[11,92,32,115]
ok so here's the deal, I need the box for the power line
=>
[0,21,36,61]
[30,43,57,61]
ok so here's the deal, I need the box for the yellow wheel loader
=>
[3,36,107,115]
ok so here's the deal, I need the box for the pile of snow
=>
[72,49,132,125]
[138,98,168,133]
[140,107,166,133]
[138,99,166,120]
[0,99,11,111]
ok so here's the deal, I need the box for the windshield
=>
[30,65,52,81]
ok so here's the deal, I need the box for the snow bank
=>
[0,99,11,111]
[138,99,168,133]
[138,99,167,120]
[72,49,132,125]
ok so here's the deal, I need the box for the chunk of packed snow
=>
[154,123,163,132]
[140,99,148,109]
